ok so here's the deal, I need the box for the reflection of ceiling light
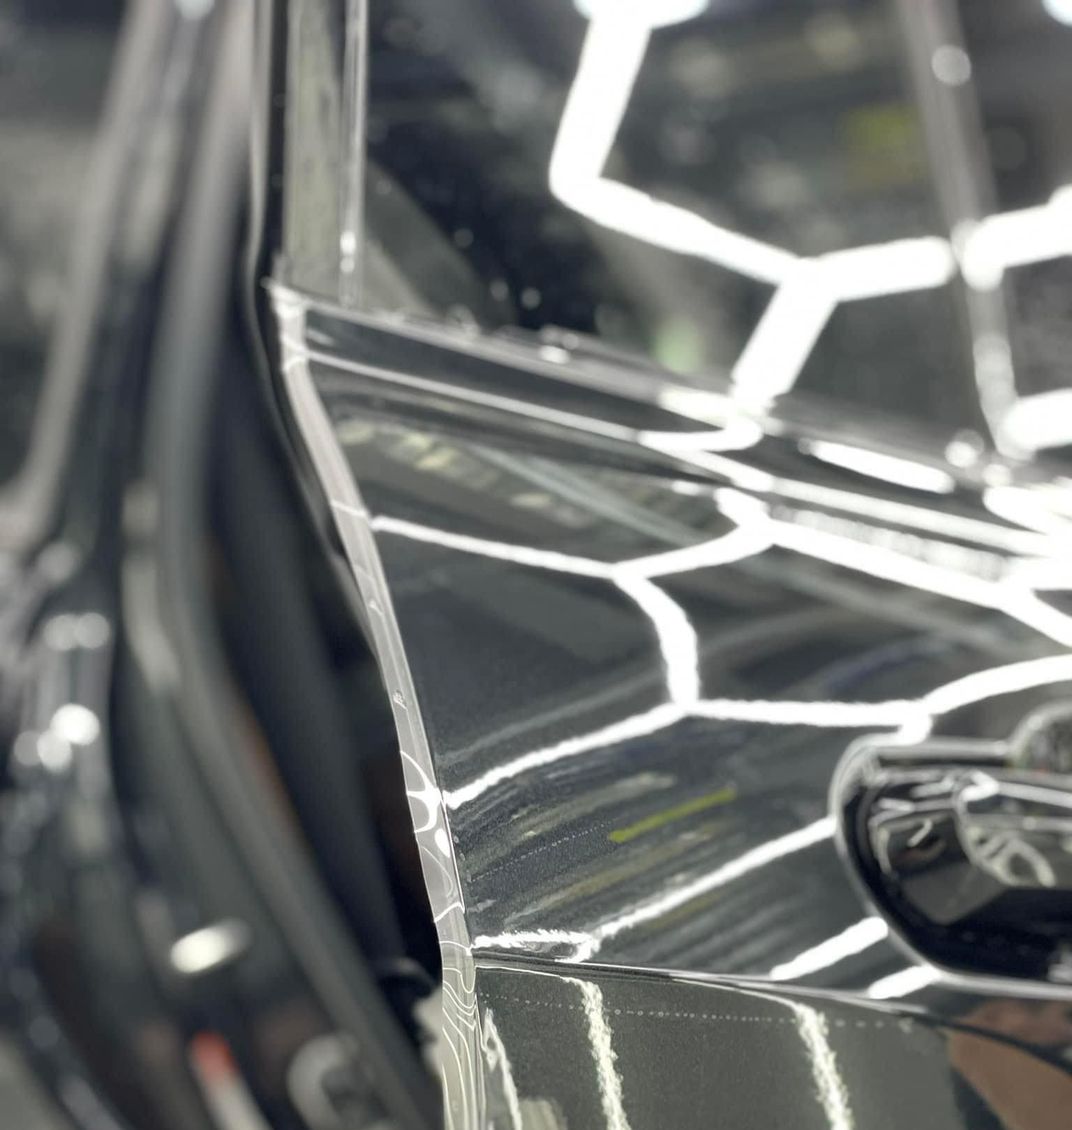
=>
[553,5,1067,437]
[958,187,1072,290]
[802,439,957,495]
[867,965,939,1000]
[997,389,1072,453]
[573,0,708,29]
[1043,0,1072,26]
[769,918,889,981]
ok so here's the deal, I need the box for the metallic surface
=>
[275,284,1072,1128]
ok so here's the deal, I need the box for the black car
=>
[2,2,1072,1128]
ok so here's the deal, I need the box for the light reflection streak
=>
[984,483,1072,541]
[572,979,633,1130]
[707,462,1061,557]
[652,394,767,452]
[615,574,700,705]
[446,704,683,810]
[473,929,601,951]
[474,820,837,961]
[763,503,1072,647]
[361,510,1072,806]
[822,237,956,300]
[768,917,889,981]
[369,507,764,721]
[787,1002,855,1130]
[801,440,957,495]
[574,0,708,26]
[551,5,1071,430]
[293,337,740,459]
[458,642,1072,954]
[580,817,837,959]
[635,427,763,453]
[690,698,919,727]
[549,10,794,287]
[866,964,940,999]
[480,1011,524,1130]
[445,697,925,810]
[958,188,1072,291]
[551,4,955,413]
[367,468,1072,959]
[618,522,771,578]
[730,266,837,406]
[997,390,1072,455]
[919,653,1072,720]
[367,512,610,578]
[304,313,1061,558]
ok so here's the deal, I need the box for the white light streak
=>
[586,817,835,956]
[731,268,836,407]
[788,1002,855,1130]
[822,236,957,300]
[369,514,610,578]
[765,477,1055,557]
[472,929,596,951]
[920,653,1072,721]
[551,0,1072,435]
[575,979,633,1130]
[618,522,771,578]
[690,698,923,728]
[549,11,796,286]
[801,440,956,495]
[769,918,889,981]
[997,390,1072,454]
[983,484,1072,543]
[475,819,837,962]
[638,427,762,453]
[556,159,799,286]
[359,503,1072,808]
[764,507,1072,648]
[481,1011,524,1130]
[444,703,683,810]
[615,574,701,705]
[866,964,939,1000]
[958,189,1072,291]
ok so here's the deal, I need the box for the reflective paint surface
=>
[275,286,1072,1128]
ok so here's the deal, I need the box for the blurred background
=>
[0,0,122,484]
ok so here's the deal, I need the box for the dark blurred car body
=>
[2,2,1072,1129]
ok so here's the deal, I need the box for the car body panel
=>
[274,286,1072,1129]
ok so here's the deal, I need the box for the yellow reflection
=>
[607,784,737,844]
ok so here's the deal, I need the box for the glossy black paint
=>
[275,288,1072,1129]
